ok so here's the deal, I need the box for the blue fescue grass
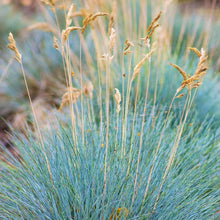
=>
[0,104,219,219]
[1,1,220,219]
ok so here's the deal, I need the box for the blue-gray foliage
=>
[0,104,219,219]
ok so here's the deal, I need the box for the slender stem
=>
[151,91,195,214]
[20,62,53,185]
[131,54,152,210]
[79,34,85,150]
[103,50,111,215]
[141,91,178,206]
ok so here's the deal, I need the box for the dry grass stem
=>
[8,33,22,63]
[7,32,54,184]
[114,88,121,114]
[59,87,81,111]
[132,49,155,81]
[81,12,108,34]
[62,26,82,42]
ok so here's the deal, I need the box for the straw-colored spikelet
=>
[109,28,116,53]
[81,12,108,34]
[53,36,59,49]
[8,33,22,63]
[176,93,186,98]
[108,0,117,35]
[26,22,57,34]
[66,3,76,28]
[189,47,201,57]
[59,87,81,111]
[170,47,208,93]
[131,49,155,81]
[83,81,94,99]
[123,39,134,55]
[114,88,121,114]
[170,63,188,80]
[140,11,162,43]
[62,26,82,42]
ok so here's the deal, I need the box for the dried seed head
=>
[141,11,162,43]
[108,0,117,35]
[81,12,108,34]
[176,93,186,98]
[66,3,76,28]
[8,32,22,63]
[83,81,94,99]
[109,28,116,53]
[114,88,121,114]
[189,47,201,57]
[170,63,188,80]
[194,48,208,77]
[171,47,208,93]
[123,39,134,55]
[53,36,59,49]
[62,26,82,42]
[132,49,155,81]
[59,87,81,111]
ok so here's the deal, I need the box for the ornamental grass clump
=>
[0,0,220,219]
